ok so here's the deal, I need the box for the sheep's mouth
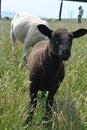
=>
[59,53,71,61]
[58,50,71,61]
[61,56,70,61]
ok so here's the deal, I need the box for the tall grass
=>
[0,19,87,130]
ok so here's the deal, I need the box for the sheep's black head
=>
[51,29,73,60]
[38,24,87,60]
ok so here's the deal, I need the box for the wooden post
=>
[59,0,63,20]
[0,0,1,19]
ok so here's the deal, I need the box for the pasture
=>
[0,18,87,130]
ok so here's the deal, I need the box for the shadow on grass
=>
[51,96,85,130]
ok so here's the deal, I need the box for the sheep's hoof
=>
[23,115,32,127]
[42,115,53,129]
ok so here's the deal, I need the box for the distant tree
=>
[0,0,1,18]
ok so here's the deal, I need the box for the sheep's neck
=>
[43,41,62,70]
[42,47,63,80]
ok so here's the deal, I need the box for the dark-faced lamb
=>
[10,12,49,68]
[26,24,87,124]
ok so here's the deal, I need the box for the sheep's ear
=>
[37,24,53,39]
[72,29,87,38]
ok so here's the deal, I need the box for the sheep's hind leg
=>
[45,88,57,118]
[41,91,46,98]
[42,89,57,128]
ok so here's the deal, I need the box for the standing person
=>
[78,6,84,24]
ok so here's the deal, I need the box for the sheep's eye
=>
[69,33,73,39]
[55,41,59,45]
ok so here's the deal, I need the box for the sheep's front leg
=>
[26,85,38,124]
[19,42,29,69]
[10,32,16,55]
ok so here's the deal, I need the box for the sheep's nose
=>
[62,49,69,55]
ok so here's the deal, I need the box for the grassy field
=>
[0,18,87,130]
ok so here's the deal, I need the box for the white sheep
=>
[10,12,49,68]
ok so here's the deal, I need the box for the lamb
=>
[26,24,87,124]
[10,12,49,68]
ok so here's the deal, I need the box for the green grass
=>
[0,18,87,130]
